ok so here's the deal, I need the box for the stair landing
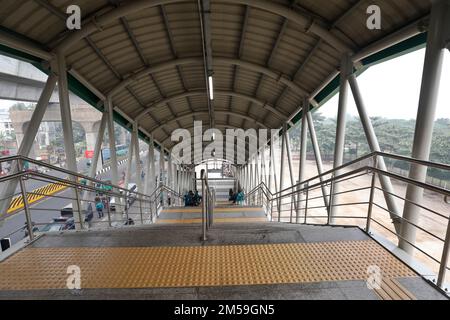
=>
[156,204,268,224]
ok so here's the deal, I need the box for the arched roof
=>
[0,0,431,152]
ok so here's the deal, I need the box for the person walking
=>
[95,198,104,219]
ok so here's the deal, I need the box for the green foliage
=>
[288,113,450,181]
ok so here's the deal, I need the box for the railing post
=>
[201,172,207,241]
[304,182,309,224]
[366,156,378,234]
[107,196,112,227]
[19,175,33,241]
[327,177,335,225]
[139,195,144,225]
[74,186,84,230]
[437,217,450,288]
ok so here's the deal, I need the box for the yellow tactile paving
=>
[7,182,68,214]
[161,207,263,213]
[157,217,268,224]
[0,241,416,290]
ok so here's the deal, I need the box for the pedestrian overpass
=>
[0,0,450,300]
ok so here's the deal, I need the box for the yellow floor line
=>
[0,241,416,290]
[157,217,268,224]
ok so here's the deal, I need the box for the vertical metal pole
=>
[330,53,352,223]
[139,197,144,225]
[88,112,107,179]
[201,170,207,241]
[285,126,298,220]
[349,74,402,233]
[0,73,57,217]
[56,53,81,230]
[279,123,287,221]
[74,186,84,230]
[366,159,377,234]
[298,99,308,223]
[106,197,112,227]
[149,136,156,194]
[133,122,143,194]
[106,96,119,186]
[307,111,330,211]
[437,217,450,287]
[304,182,309,224]
[19,176,33,241]
[400,0,450,254]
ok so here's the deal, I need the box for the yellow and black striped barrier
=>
[7,182,69,214]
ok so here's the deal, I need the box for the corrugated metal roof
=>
[0,0,431,151]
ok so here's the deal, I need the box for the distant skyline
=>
[0,48,449,120]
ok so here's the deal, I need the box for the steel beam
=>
[330,53,352,223]
[56,53,81,229]
[88,112,107,179]
[349,74,402,234]
[306,111,329,210]
[399,0,450,254]
[297,99,308,223]
[133,122,143,194]
[0,73,57,218]
[106,96,119,186]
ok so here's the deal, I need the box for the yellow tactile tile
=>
[0,241,416,290]
[157,217,268,224]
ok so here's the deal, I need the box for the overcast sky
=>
[1,48,449,120]
[318,48,450,120]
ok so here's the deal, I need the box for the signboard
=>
[85,150,94,158]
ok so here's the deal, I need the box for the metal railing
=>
[246,151,450,292]
[199,169,215,241]
[0,155,183,247]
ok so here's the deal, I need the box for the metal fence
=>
[246,151,450,292]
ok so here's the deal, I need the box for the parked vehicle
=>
[40,217,75,232]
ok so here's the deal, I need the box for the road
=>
[0,152,148,246]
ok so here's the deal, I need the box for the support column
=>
[57,53,81,229]
[307,112,329,210]
[88,113,107,179]
[124,127,136,190]
[400,0,450,254]
[106,96,119,186]
[279,123,287,195]
[0,73,57,217]
[133,122,143,194]
[349,74,402,233]
[148,136,156,195]
[330,53,352,223]
[297,99,308,223]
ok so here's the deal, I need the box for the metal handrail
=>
[243,152,450,291]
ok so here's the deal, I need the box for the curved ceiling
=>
[0,0,431,152]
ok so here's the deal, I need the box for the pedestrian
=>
[95,198,104,219]
[85,202,94,228]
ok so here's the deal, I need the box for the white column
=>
[106,96,119,186]
[57,53,81,229]
[400,0,450,254]
[330,53,352,223]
